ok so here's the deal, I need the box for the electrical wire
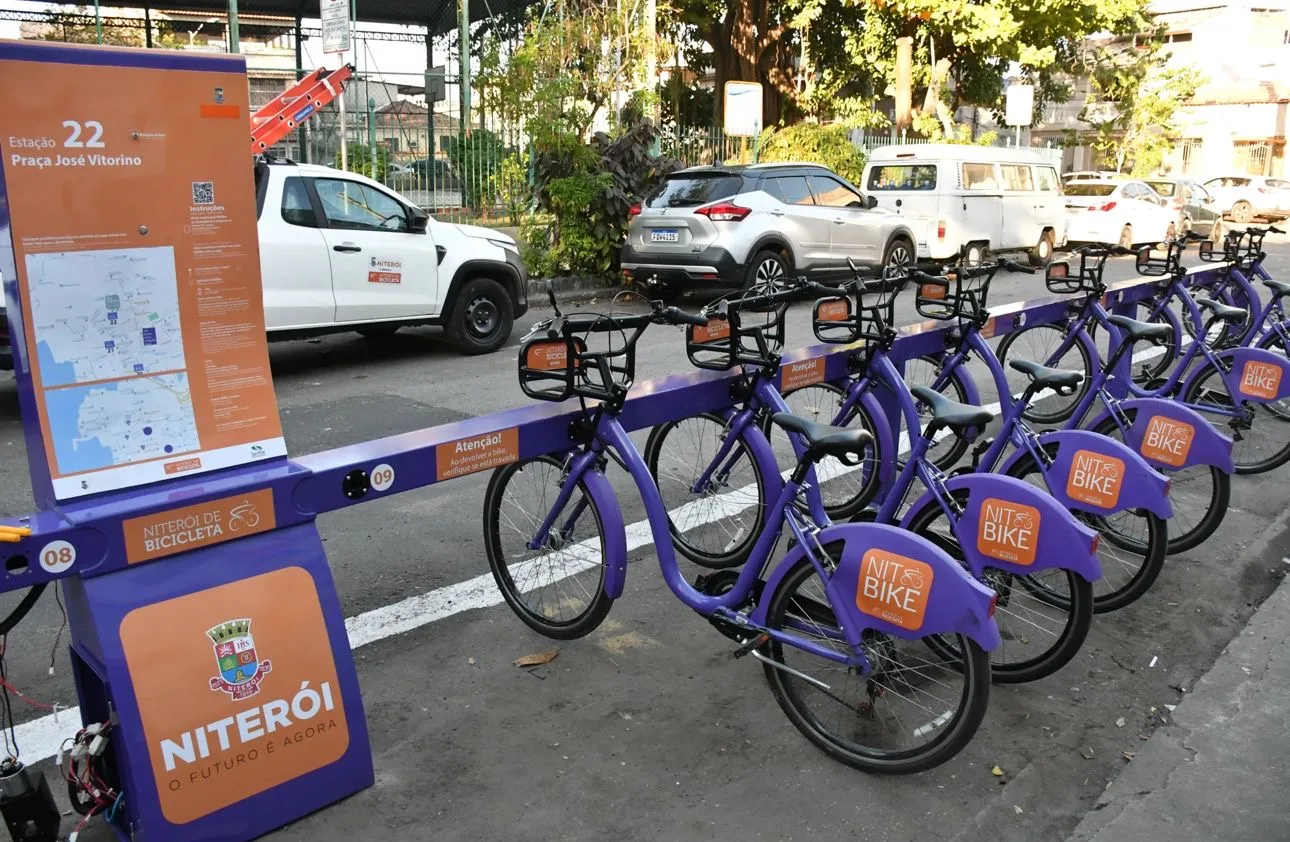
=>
[49,581,66,676]
[0,636,19,758]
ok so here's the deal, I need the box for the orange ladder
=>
[250,64,354,155]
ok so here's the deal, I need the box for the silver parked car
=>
[620,163,917,301]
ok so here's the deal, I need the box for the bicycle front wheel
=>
[1006,446,1168,613]
[906,495,1093,683]
[1184,360,1290,474]
[899,355,971,471]
[774,382,885,519]
[761,555,991,774]
[996,323,1094,425]
[483,455,613,639]
[1092,412,1230,554]
[643,413,767,569]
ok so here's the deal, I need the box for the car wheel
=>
[883,236,915,275]
[745,249,790,290]
[1180,215,1193,236]
[1118,224,1134,248]
[963,241,988,267]
[357,325,400,340]
[1028,231,1056,267]
[448,277,514,355]
[1210,218,1225,243]
[1162,222,1177,245]
[1232,201,1254,223]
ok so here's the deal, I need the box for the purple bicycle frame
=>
[920,331,1173,520]
[523,411,1002,663]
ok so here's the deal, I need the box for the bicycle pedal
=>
[732,632,769,659]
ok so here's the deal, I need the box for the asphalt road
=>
[2,241,1290,841]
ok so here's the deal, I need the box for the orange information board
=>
[0,40,285,500]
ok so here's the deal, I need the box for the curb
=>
[527,276,628,307]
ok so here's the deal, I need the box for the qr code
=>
[191,181,215,205]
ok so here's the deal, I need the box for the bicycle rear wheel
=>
[906,495,1093,683]
[761,554,991,774]
[1091,412,1230,554]
[773,383,885,519]
[483,455,613,639]
[1006,446,1168,613]
[995,323,1094,424]
[1184,360,1290,474]
[643,413,767,569]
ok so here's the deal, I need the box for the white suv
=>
[620,163,917,300]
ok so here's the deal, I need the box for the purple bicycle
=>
[644,276,1102,684]
[483,287,1001,774]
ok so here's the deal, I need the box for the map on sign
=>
[44,374,200,475]
[24,246,202,475]
[25,246,187,386]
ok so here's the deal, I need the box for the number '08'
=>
[62,120,105,148]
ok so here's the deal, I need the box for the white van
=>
[861,144,1067,266]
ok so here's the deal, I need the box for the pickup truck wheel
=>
[449,277,513,354]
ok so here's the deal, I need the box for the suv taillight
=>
[695,202,751,222]
[628,202,641,218]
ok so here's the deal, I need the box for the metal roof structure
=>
[0,0,536,38]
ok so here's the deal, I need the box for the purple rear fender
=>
[900,473,1102,583]
[1189,346,1290,404]
[750,522,1001,651]
[580,467,628,599]
[1087,398,1235,474]
[1001,429,1173,519]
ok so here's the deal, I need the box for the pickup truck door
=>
[261,175,335,330]
[310,176,440,323]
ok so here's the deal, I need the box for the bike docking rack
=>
[0,42,1245,842]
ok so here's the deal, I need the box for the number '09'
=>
[62,120,105,148]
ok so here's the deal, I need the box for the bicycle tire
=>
[906,494,1093,684]
[1182,282,1255,351]
[1255,330,1290,421]
[483,455,614,639]
[896,355,971,471]
[1129,299,1180,383]
[995,323,1094,425]
[643,413,767,569]
[1091,412,1230,554]
[775,382,885,520]
[761,554,991,774]
[1005,445,1168,613]
[1183,360,1290,474]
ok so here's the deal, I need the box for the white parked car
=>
[1200,175,1290,223]
[1062,179,1178,247]
[254,159,527,354]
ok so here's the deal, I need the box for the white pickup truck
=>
[252,158,528,354]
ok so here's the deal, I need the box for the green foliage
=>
[1076,35,1204,176]
[445,130,509,213]
[525,112,681,277]
[496,153,532,227]
[336,144,390,183]
[912,112,999,146]
[807,0,1153,120]
[754,122,867,184]
[659,73,715,129]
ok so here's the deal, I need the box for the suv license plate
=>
[650,229,679,243]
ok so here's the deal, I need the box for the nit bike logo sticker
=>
[208,618,273,701]
[1066,450,1125,510]
[855,550,934,632]
[977,498,1040,566]
[1239,360,1283,400]
[1140,415,1195,468]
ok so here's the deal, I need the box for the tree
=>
[804,0,1153,125]
[1076,36,1203,175]
[32,6,185,48]
[476,0,665,141]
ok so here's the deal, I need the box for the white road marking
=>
[11,348,1154,764]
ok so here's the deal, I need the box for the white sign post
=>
[1005,83,1034,148]
[321,0,351,54]
[724,81,763,137]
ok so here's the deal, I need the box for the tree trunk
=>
[708,0,790,131]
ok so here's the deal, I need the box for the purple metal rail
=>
[0,266,1220,594]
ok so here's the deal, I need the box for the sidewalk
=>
[1067,564,1290,842]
